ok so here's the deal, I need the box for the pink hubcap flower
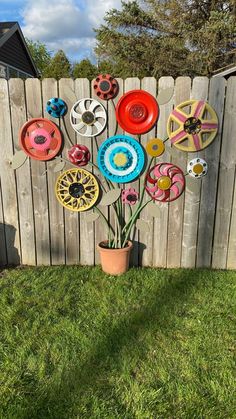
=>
[122,188,139,205]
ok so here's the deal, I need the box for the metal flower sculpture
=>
[14,84,219,252]
[122,188,139,205]
[145,163,185,202]
[55,168,99,212]
[68,144,91,167]
[70,98,107,137]
[19,118,62,161]
[167,99,218,152]
[116,90,159,134]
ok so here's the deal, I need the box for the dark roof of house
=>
[0,21,39,76]
[0,22,16,38]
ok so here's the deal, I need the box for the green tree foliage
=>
[72,59,97,79]
[98,60,116,75]
[26,39,52,77]
[43,50,71,79]
[72,58,121,79]
[95,0,236,77]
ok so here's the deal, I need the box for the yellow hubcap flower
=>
[146,138,165,157]
[55,168,99,212]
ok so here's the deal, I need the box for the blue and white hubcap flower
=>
[98,135,145,183]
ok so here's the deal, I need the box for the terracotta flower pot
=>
[97,241,133,275]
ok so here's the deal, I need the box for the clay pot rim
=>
[97,240,133,253]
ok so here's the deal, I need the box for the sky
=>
[0,0,122,63]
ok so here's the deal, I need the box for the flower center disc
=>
[157,176,171,190]
[82,111,95,125]
[184,117,201,134]
[69,182,85,198]
[113,152,128,167]
[193,163,203,174]
[99,80,111,92]
[127,194,136,203]
[129,103,147,122]
[34,135,47,145]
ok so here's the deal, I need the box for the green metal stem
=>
[121,199,152,247]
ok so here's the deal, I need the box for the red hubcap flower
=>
[122,188,139,205]
[116,90,159,135]
[68,144,91,167]
[145,163,185,202]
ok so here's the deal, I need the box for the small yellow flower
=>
[146,138,165,157]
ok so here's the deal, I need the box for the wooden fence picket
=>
[42,78,66,265]
[167,77,191,268]
[124,77,141,266]
[181,77,209,268]
[25,78,50,265]
[196,77,226,267]
[9,78,36,265]
[212,77,236,269]
[58,78,80,265]
[0,79,21,265]
[140,77,157,267]
[75,78,95,266]
[153,76,174,267]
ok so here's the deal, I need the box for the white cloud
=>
[86,0,123,27]
[22,0,92,41]
[21,0,122,61]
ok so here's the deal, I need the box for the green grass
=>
[0,266,235,419]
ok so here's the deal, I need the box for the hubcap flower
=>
[146,138,165,157]
[145,163,185,202]
[68,144,91,167]
[122,188,139,205]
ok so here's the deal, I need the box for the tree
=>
[26,39,52,77]
[44,50,71,79]
[98,60,116,76]
[95,0,236,78]
[72,59,97,79]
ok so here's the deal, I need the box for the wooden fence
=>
[0,76,235,269]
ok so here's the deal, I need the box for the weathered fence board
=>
[25,79,50,265]
[196,77,226,267]
[107,78,124,258]
[0,77,235,269]
[227,173,236,269]
[58,78,80,265]
[0,79,21,265]
[167,77,191,268]
[212,77,236,269]
[42,78,65,265]
[140,77,157,267]
[75,78,94,266]
[153,76,174,267]
[181,77,209,268]
[91,79,109,264]
[0,180,7,266]
[124,77,140,266]
[9,78,36,265]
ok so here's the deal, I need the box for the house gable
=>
[0,22,38,77]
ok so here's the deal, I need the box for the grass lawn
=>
[0,266,235,419]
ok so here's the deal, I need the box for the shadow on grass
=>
[28,268,202,418]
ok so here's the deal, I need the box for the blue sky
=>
[0,0,122,63]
